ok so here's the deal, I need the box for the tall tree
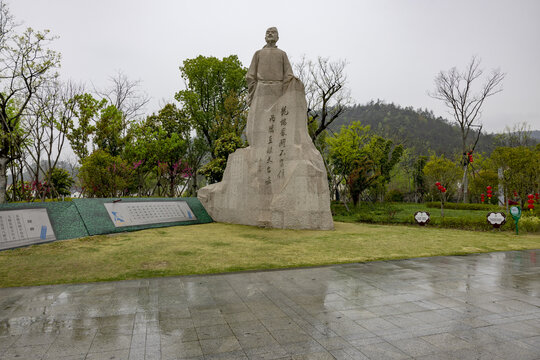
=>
[175,55,247,158]
[0,1,60,202]
[65,93,106,163]
[430,56,504,203]
[94,104,124,156]
[294,56,351,142]
[326,121,371,204]
[124,103,192,197]
[492,146,540,208]
[365,136,404,200]
[423,155,462,201]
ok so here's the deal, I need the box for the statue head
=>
[265,27,279,46]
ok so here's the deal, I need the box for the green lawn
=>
[1,221,539,288]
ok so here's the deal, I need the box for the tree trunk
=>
[0,157,8,204]
[497,167,505,208]
[169,177,175,198]
[461,164,469,203]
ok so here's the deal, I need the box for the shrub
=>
[79,150,136,198]
[426,202,500,211]
[520,216,540,233]
[385,189,404,202]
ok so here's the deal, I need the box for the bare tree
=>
[0,0,60,203]
[94,70,150,133]
[430,56,505,203]
[294,56,352,142]
[22,80,82,195]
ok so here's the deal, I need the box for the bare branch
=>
[94,70,150,127]
[294,56,352,142]
[429,56,505,203]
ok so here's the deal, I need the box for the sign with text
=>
[0,209,56,250]
[487,212,506,228]
[104,201,197,228]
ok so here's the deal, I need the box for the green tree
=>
[492,146,540,207]
[94,104,125,156]
[175,55,247,158]
[326,121,372,204]
[423,155,461,201]
[124,104,191,197]
[0,1,60,202]
[200,133,245,184]
[78,150,135,198]
[326,122,371,178]
[364,136,403,200]
[413,156,427,202]
[47,167,74,198]
[347,156,378,205]
[66,93,106,163]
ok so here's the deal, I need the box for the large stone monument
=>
[198,27,333,230]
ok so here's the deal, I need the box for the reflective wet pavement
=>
[1,250,539,360]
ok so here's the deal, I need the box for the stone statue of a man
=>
[198,27,333,230]
[246,27,294,107]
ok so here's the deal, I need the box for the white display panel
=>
[0,209,56,250]
[103,201,197,228]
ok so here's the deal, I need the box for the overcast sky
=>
[10,0,540,133]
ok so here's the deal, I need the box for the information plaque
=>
[0,208,56,250]
[103,201,197,228]
[414,211,430,226]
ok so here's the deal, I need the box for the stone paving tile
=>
[270,328,312,345]
[0,250,539,359]
[194,324,233,340]
[89,333,131,352]
[236,331,279,350]
[199,336,242,355]
[0,344,49,359]
[243,344,289,359]
[230,320,268,336]
[143,345,160,360]
[160,328,198,345]
[355,341,412,360]
[329,346,369,359]
[281,339,326,355]
[204,350,248,359]
[290,350,336,359]
[421,332,475,352]
[160,340,203,359]
[85,349,130,360]
[387,337,440,357]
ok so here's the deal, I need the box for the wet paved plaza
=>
[0,250,539,360]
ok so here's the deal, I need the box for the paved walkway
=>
[0,250,539,360]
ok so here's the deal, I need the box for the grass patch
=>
[0,222,539,288]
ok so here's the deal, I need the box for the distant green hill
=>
[531,130,540,141]
[330,101,497,157]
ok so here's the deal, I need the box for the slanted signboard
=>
[509,206,521,235]
[414,211,430,226]
[0,209,56,250]
[487,212,506,229]
[103,201,197,228]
